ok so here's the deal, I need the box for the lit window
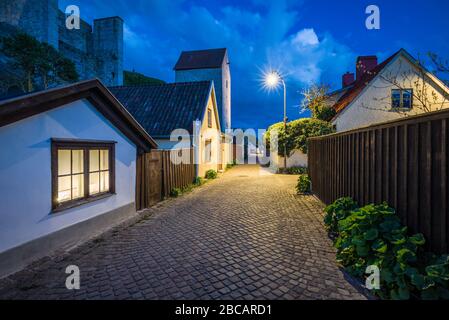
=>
[205,139,212,163]
[392,89,413,109]
[52,139,115,212]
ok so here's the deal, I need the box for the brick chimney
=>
[342,72,355,87]
[356,56,378,81]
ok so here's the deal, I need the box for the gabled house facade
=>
[174,48,231,132]
[330,49,449,132]
[110,81,229,177]
[0,79,157,277]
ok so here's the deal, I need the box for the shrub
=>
[193,177,204,186]
[324,197,358,234]
[170,188,182,198]
[278,166,307,175]
[265,118,334,156]
[326,198,449,300]
[205,169,218,180]
[296,174,311,194]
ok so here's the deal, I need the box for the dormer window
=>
[392,89,413,109]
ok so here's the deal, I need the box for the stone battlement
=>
[0,0,123,86]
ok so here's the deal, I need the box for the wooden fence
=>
[308,109,449,253]
[136,148,196,211]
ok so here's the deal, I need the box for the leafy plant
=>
[265,118,334,156]
[278,166,307,175]
[193,177,204,186]
[324,197,358,234]
[170,188,182,198]
[205,169,218,180]
[296,174,311,194]
[326,198,449,300]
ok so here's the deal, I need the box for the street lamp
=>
[265,71,287,170]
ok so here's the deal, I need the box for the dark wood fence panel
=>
[308,109,449,253]
[136,148,196,210]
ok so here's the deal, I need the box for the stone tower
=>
[0,0,59,49]
[174,48,231,131]
[93,17,123,87]
[0,0,124,87]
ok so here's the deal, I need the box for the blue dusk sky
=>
[60,0,449,130]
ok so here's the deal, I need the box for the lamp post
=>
[265,71,287,170]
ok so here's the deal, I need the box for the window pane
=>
[100,149,109,170]
[58,150,71,176]
[89,150,99,172]
[392,90,401,108]
[403,90,412,109]
[72,174,84,199]
[72,150,84,174]
[100,171,110,192]
[89,172,100,195]
[58,176,71,202]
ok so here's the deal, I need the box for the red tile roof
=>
[333,50,401,115]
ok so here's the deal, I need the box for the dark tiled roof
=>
[109,81,212,137]
[333,50,401,115]
[174,48,227,71]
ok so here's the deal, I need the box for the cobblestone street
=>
[0,165,366,300]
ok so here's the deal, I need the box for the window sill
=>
[52,192,115,214]
[390,107,413,112]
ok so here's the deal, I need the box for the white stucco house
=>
[0,79,157,277]
[329,49,449,132]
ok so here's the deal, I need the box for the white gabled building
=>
[0,79,157,277]
[330,49,449,132]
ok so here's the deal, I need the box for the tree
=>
[266,118,335,157]
[124,70,165,86]
[301,84,336,122]
[1,33,79,92]
[1,33,41,92]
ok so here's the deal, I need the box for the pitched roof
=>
[0,79,157,152]
[333,49,401,114]
[174,48,227,71]
[109,81,214,137]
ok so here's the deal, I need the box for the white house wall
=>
[333,55,449,132]
[0,99,137,254]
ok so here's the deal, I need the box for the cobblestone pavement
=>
[0,165,366,300]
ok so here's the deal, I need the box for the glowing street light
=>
[264,71,287,170]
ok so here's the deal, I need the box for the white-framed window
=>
[392,89,413,109]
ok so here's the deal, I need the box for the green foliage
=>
[324,197,358,234]
[325,198,449,300]
[266,118,334,156]
[1,33,79,92]
[277,166,307,175]
[193,177,204,186]
[205,169,218,180]
[124,70,165,86]
[301,84,336,122]
[170,188,182,198]
[296,174,311,194]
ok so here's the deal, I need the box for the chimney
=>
[356,56,378,81]
[342,72,355,87]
